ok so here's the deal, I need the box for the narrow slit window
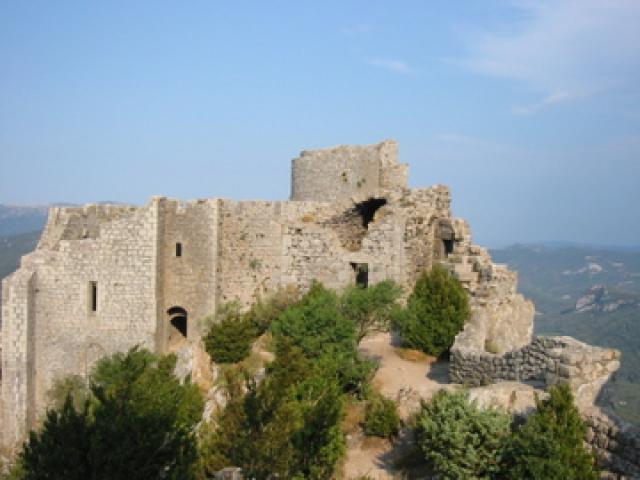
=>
[175,242,182,257]
[90,281,98,312]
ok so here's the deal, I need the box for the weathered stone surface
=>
[469,382,547,416]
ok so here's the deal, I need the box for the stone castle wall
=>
[1,270,36,447]
[1,203,161,447]
[158,198,219,348]
[1,141,461,450]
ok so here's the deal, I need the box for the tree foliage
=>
[393,265,470,357]
[499,384,598,480]
[271,282,376,393]
[203,302,256,364]
[414,389,511,480]
[341,280,402,342]
[46,374,88,412]
[244,285,301,335]
[18,348,203,480]
[21,398,92,480]
[197,341,345,480]
[364,392,401,438]
[203,288,301,365]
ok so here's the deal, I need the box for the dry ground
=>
[340,332,456,479]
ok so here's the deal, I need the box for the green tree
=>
[20,397,92,480]
[271,282,355,358]
[364,392,401,438]
[271,282,374,393]
[196,366,249,477]
[414,390,511,480]
[203,302,257,364]
[198,341,346,480]
[341,280,402,342]
[393,265,470,357]
[500,384,598,480]
[244,286,301,335]
[92,347,203,430]
[19,348,204,480]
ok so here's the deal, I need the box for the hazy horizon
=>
[2,1,639,247]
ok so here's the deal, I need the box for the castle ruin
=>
[1,141,637,476]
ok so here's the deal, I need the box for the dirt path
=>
[341,332,455,479]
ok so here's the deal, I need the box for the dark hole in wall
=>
[167,306,188,340]
[355,198,387,228]
[351,262,369,288]
[443,238,454,256]
[90,281,97,312]
[170,316,187,338]
[175,242,182,257]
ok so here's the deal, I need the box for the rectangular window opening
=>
[350,262,369,288]
[90,281,98,312]
[176,242,182,257]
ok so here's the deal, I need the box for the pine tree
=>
[393,265,470,357]
[500,384,598,480]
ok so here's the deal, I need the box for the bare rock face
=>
[469,382,547,416]
[443,221,535,356]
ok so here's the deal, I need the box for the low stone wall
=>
[450,336,620,407]
[584,408,640,479]
[451,335,640,477]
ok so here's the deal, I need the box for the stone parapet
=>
[450,336,620,408]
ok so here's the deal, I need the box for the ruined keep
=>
[1,141,637,476]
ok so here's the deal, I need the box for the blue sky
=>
[1,1,639,246]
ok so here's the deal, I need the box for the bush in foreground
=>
[499,384,598,480]
[414,389,510,480]
[393,265,470,357]
[17,348,203,480]
[198,341,345,480]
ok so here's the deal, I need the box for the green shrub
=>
[203,302,257,364]
[272,282,354,358]
[341,280,402,342]
[499,384,598,480]
[245,286,301,335]
[414,389,511,480]
[364,392,401,438]
[393,265,470,357]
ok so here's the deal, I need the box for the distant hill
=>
[0,204,49,235]
[492,243,640,423]
[0,231,42,280]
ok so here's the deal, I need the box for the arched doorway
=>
[167,306,188,348]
